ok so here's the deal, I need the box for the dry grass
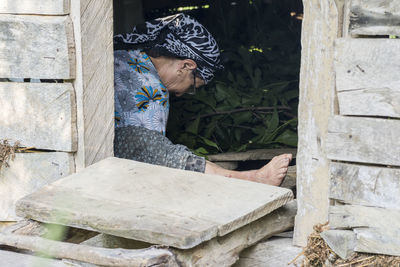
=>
[293,223,400,267]
[0,139,19,171]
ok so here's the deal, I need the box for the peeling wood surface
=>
[0,82,77,151]
[294,0,339,246]
[335,39,400,92]
[16,157,293,249]
[73,0,114,169]
[350,0,400,36]
[0,15,75,79]
[0,0,69,15]
[0,153,74,221]
[329,205,400,231]
[338,88,400,118]
[326,116,400,166]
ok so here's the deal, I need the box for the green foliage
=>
[167,0,301,154]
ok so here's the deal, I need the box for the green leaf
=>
[186,117,200,135]
[266,109,279,131]
[232,111,252,125]
[194,147,209,156]
[199,136,220,150]
[215,83,227,102]
[274,129,298,146]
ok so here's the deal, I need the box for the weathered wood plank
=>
[350,0,400,36]
[0,250,88,267]
[0,15,75,79]
[207,148,297,162]
[73,0,114,169]
[320,230,356,259]
[0,82,77,151]
[329,163,400,209]
[335,39,400,92]
[0,152,74,221]
[294,0,340,246]
[234,237,303,267]
[82,201,297,267]
[16,157,293,249]
[338,88,400,118]
[0,0,69,15]
[329,205,400,230]
[354,228,400,256]
[326,116,400,166]
[0,233,178,267]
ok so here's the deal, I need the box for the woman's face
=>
[159,59,205,96]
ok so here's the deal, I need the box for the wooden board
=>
[326,116,400,166]
[294,0,339,246]
[16,157,293,249]
[330,163,400,209]
[0,0,69,15]
[0,15,75,79]
[320,230,356,259]
[0,82,77,151]
[329,204,400,230]
[354,228,400,256]
[338,88,400,118]
[207,148,297,162]
[73,0,114,169]
[335,39,400,93]
[0,152,74,221]
[350,0,400,36]
[234,237,303,267]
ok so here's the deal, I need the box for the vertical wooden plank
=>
[71,0,114,169]
[0,15,75,79]
[294,0,342,246]
[0,0,70,15]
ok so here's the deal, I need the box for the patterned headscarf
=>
[114,13,223,84]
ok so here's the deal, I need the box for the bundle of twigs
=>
[292,222,400,267]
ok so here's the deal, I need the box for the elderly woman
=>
[113,13,292,186]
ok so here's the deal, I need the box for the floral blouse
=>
[114,49,169,135]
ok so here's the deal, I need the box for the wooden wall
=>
[296,0,400,256]
[0,0,114,220]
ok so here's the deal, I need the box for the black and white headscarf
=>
[114,13,223,84]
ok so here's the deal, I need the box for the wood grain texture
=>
[0,0,69,15]
[73,0,114,168]
[0,15,75,79]
[207,148,297,162]
[0,233,178,267]
[338,88,400,118]
[0,82,77,151]
[335,38,400,92]
[329,205,400,230]
[0,250,85,267]
[294,0,340,246]
[350,0,400,36]
[16,157,293,249]
[354,228,400,256]
[0,152,74,221]
[326,116,400,166]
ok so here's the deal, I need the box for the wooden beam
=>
[72,0,114,169]
[320,230,356,260]
[0,250,85,267]
[350,0,400,36]
[0,15,75,79]
[207,148,297,162]
[354,228,400,256]
[326,116,400,166]
[0,82,77,151]
[0,153,74,221]
[0,0,69,15]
